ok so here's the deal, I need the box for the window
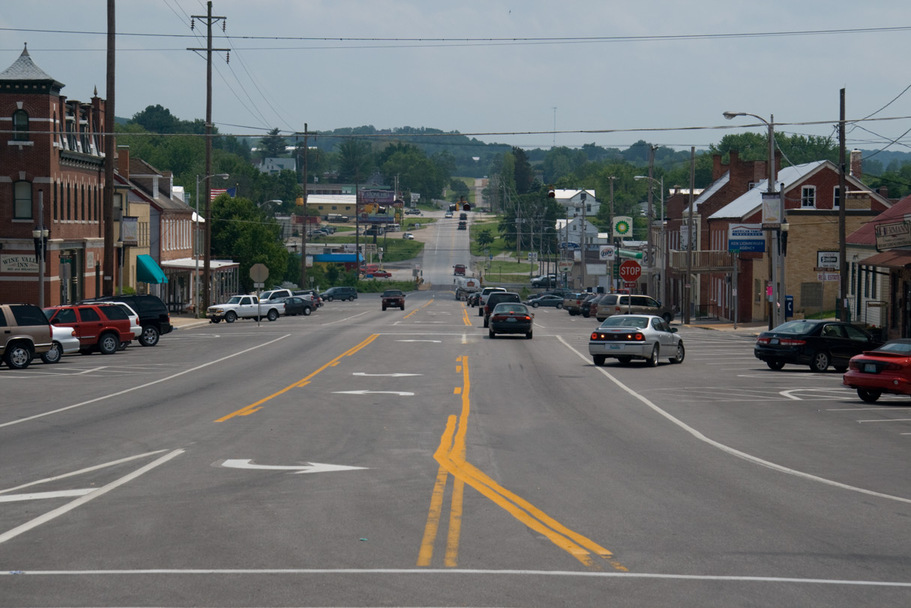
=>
[77,307,100,322]
[833,186,841,209]
[801,186,816,208]
[12,109,29,141]
[14,181,32,220]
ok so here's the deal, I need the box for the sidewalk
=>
[687,318,767,337]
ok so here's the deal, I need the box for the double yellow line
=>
[418,356,625,571]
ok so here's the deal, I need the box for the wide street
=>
[1,213,909,607]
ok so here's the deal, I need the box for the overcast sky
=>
[3,0,911,153]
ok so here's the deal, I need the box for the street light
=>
[724,110,784,328]
[196,173,229,317]
[634,175,665,303]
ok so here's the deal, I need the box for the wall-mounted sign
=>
[817,251,839,270]
[874,220,911,251]
[728,223,765,253]
[1,254,38,273]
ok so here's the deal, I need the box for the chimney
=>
[116,145,130,179]
[850,149,862,178]
[712,154,723,180]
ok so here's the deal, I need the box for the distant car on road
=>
[483,291,521,328]
[530,274,557,287]
[526,294,564,308]
[595,294,674,324]
[405,207,422,215]
[369,269,392,278]
[843,339,911,403]
[402,232,415,240]
[755,319,880,372]
[589,314,684,367]
[444,211,453,218]
[381,289,406,311]
[320,286,358,302]
[488,302,534,339]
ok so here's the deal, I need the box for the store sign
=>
[1,254,38,273]
[728,223,765,253]
[874,220,911,251]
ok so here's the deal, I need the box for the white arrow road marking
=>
[333,390,415,396]
[352,372,422,377]
[221,460,367,475]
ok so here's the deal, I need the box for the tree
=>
[336,139,374,182]
[259,128,287,161]
[512,147,534,194]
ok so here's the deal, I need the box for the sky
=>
[3,0,911,154]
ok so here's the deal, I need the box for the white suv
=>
[477,287,506,316]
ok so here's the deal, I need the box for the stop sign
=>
[619,260,642,282]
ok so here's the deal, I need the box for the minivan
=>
[595,294,674,323]
[319,286,358,302]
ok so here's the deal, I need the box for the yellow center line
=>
[461,306,473,326]
[419,355,626,571]
[214,334,380,422]
[403,298,434,320]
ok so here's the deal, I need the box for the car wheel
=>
[401,305,405,310]
[326,296,334,302]
[810,351,830,372]
[118,341,128,351]
[483,317,489,328]
[766,360,785,371]
[617,356,632,365]
[489,329,496,339]
[526,330,533,340]
[670,342,685,364]
[531,302,539,308]
[225,311,237,323]
[478,308,484,317]
[556,303,563,309]
[98,332,119,355]
[4,342,32,369]
[139,325,160,346]
[267,309,279,322]
[593,354,606,366]
[382,305,387,311]
[41,341,62,364]
[648,344,659,367]
[857,388,881,403]
[303,307,311,316]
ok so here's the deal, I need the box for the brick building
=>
[0,45,108,306]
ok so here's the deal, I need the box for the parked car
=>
[581,293,607,318]
[526,294,564,308]
[843,339,911,403]
[293,290,322,308]
[277,296,313,316]
[84,294,172,346]
[402,232,415,240]
[404,207,422,215]
[754,319,881,372]
[589,314,685,367]
[41,324,80,364]
[44,303,135,355]
[369,269,392,278]
[381,289,406,311]
[562,292,588,316]
[483,291,521,328]
[320,286,358,302]
[594,294,675,324]
[488,302,534,339]
[0,303,53,369]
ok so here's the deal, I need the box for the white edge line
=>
[0,336,292,429]
[0,449,184,545]
[0,568,908,587]
[555,335,911,506]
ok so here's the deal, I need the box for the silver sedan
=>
[588,314,685,366]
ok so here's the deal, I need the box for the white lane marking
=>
[0,489,94,503]
[0,449,184,545]
[0,336,291,429]
[352,372,422,377]
[333,390,415,396]
[858,418,911,424]
[0,568,908,588]
[396,339,442,342]
[556,335,911,505]
[221,459,367,475]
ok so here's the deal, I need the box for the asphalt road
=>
[1,218,910,607]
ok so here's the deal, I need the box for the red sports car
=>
[843,339,911,403]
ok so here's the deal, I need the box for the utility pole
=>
[685,147,695,324]
[102,0,115,296]
[839,88,848,321]
[647,145,656,296]
[300,123,308,287]
[189,1,228,312]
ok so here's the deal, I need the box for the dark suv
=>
[320,286,358,302]
[483,291,521,328]
[84,294,172,346]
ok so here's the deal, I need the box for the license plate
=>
[609,344,622,350]
[864,363,878,373]
[506,317,516,322]
[770,338,779,345]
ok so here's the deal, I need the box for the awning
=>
[136,254,169,284]
[861,250,911,269]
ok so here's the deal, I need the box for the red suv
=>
[44,303,135,355]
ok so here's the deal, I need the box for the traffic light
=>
[547,185,555,198]
[463,202,471,211]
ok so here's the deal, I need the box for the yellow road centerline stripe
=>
[215,334,380,422]
[418,415,458,566]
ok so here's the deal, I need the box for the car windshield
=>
[772,320,821,334]
[873,341,911,354]
[599,315,649,329]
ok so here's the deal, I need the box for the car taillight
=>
[591,332,603,340]
[756,337,770,345]
[778,338,806,346]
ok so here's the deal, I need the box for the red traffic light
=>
[462,203,471,211]
[547,188,555,198]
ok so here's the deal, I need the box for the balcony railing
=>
[668,250,736,273]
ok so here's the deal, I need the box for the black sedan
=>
[488,302,534,339]
[278,296,313,316]
[754,319,881,372]
[526,294,564,308]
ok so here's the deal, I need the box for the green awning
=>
[136,254,168,284]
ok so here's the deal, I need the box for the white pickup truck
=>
[206,295,284,323]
